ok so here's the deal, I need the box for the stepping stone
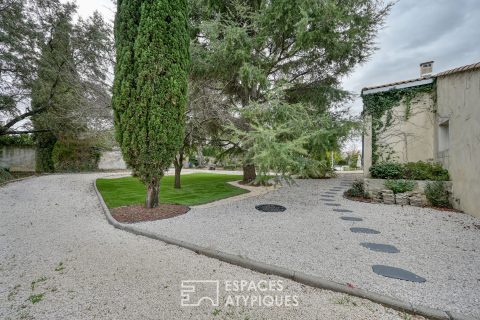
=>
[372,265,426,283]
[321,194,334,197]
[255,204,286,212]
[341,216,363,221]
[325,203,341,206]
[361,242,399,253]
[333,208,353,213]
[350,227,380,234]
[325,192,336,195]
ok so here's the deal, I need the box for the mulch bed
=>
[343,194,373,203]
[111,204,190,224]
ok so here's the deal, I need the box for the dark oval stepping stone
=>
[321,195,334,198]
[361,242,399,253]
[372,265,426,283]
[325,192,336,195]
[350,227,380,234]
[325,203,341,206]
[255,204,286,212]
[333,208,353,213]
[341,216,363,221]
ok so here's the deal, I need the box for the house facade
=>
[362,61,480,218]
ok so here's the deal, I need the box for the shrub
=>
[403,161,449,181]
[0,167,13,183]
[52,139,100,172]
[345,179,366,197]
[0,134,35,146]
[370,161,449,181]
[369,162,404,179]
[384,179,415,194]
[425,181,451,208]
[296,159,334,179]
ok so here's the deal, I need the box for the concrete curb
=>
[93,179,474,320]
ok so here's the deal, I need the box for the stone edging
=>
[93,179,475,320]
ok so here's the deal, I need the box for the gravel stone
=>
[0,173,425,320]
[135,174,480,318]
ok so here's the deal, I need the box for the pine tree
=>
[31,12,80,172]
[113,0,190,208]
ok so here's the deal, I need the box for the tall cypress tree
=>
[32,12,78,172]
[113,0,190,208]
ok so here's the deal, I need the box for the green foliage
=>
[28,293,44,304]
[403,161,449,181]
[425,181,451,208]
[51,139,100,172]
[1,0,112,136]
[345,180,366,198]
[113,0,190,188]
[35,132,57,173]
[0,168,14,183]
[0,134,34,146]
[370,161,449,181]
[296,159,333,179]
[369,162,404,179]
[31,11,82,173]
[362,84,434,163]
[96,173,247,208]
[384,179,415,194]
[229,88,341,182]
[191,0,389,173]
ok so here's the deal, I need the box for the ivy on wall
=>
[362,83,434,163]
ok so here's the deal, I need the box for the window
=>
[438,120,450,152]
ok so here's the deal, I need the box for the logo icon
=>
[180,280,220,307]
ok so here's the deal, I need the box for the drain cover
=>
[255,204,286,212]
[350,227,380,234]
[372,265,426,283]
[341,216,363,221]
[361,242,399,253]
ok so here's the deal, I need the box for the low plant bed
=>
[111,204,190,223]
[344,191,462,213]
[343,193,372,203]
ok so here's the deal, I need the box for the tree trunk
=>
[173,152,183,189]
[146,177,160,208]
[242,164,256,183]
[174,165,182,189]
[197,145,205,168]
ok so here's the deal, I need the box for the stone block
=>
[395,192,410,206]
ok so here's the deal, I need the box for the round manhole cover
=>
[255,204,286,212]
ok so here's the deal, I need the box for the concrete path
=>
[0,174,424,320]
[134,174,480,318]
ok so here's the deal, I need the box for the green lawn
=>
[96,173,247,208]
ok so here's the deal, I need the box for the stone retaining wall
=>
[364,178,453,207]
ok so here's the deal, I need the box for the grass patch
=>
[28,293,44,304]
[96,173,248,208]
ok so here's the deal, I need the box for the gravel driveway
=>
[134,174,480,318]
[0,174,424,320]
